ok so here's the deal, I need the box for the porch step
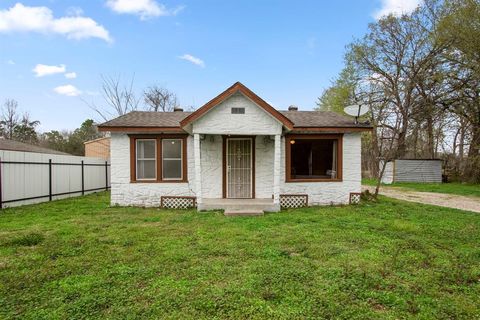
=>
[199,198,279,212]
[224,209,264,216]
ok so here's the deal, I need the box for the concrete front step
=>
[199,198,280,212]
[224,209,264,216]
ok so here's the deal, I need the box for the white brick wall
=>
[200,135,223,198]
[110,132,362,207]
[255,135,275,198]
[280,133,362,205]
[192,92,283,135]
[198,135,275,199]
[110,133,196,207]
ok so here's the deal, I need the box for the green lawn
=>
[363,179,480,198]
[1,193,480,319]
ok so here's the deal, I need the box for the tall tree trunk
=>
[467,115,480,158]
[426,114,435,159]
[397,129,407,158]
[412,125,419,158]
[371,128,380,177]
[465,121,480,183]
[459,125,465,160]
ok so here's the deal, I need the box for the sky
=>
[0,0,421,132]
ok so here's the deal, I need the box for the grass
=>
[363,179,480,198]
[1,192,479,319]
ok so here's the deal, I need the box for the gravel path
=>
[362,186,480,213]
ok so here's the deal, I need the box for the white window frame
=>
[136,139,157,181]
[162,139,183,180]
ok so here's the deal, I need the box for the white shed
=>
[381,159,443,184]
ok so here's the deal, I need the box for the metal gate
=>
[226,138,252,198]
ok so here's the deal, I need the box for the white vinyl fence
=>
[0,150,110,208]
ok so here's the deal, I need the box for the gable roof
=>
[97,82,372,133]
[0,139,70,155]
[97,110,371,132]
[179,82,295,130]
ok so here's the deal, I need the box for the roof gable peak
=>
[180,82,294,130]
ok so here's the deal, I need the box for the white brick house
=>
[98,82,371,213]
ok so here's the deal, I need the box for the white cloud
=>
[65,72,77,79]
[6,60,15,65]
[33,64,66,77]
[0,3,112,43]
[106,0,185,20]
[66,7,84,16]
[178,54,205,68]
[373,0,422,19]
[54,84,82,96]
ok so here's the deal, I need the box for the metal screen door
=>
[226,138,252,198]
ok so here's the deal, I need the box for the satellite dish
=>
[344,104,369,117]
[344,104,369,124]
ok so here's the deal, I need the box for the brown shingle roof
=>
[280,111,371,128]
[98,110,371,131]
[0,139,70,155]
[99,111,192,128]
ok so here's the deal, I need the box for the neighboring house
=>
[84,137,110,160]
[0,138,70,155]
[98,82,371,213]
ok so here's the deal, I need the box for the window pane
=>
[290,139,337,179]
[137,159,156,179]
[163,159,182,179]
[137,140,156,158]
[162,139,182,158]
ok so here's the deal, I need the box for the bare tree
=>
[84,74,140,122]
[1,99,20,139]
[348,2,447,159]
[144,86,178,112]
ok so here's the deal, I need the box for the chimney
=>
[288,105,298,111]
[173,106,183,112]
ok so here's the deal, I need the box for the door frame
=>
[222,135,256,199]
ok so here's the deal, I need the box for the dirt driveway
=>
[362,186,480,213]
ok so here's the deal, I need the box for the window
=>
[136,139,156,180]
[162,139,183,180]
[231,107,245,114]
[130,135,187,182]
[286,135,342,182]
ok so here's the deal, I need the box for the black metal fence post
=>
[81,160,85,196]
[48,159,52,201]
[105,161,108,191]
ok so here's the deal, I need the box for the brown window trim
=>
[129,134,188,183]
[285,134,343,183]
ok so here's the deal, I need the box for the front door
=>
[226,138,252,198]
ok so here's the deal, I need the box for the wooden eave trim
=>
[98,126,186,133]
[291,127,372,133]
[285,133,344,183]
[179,82,294,130]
